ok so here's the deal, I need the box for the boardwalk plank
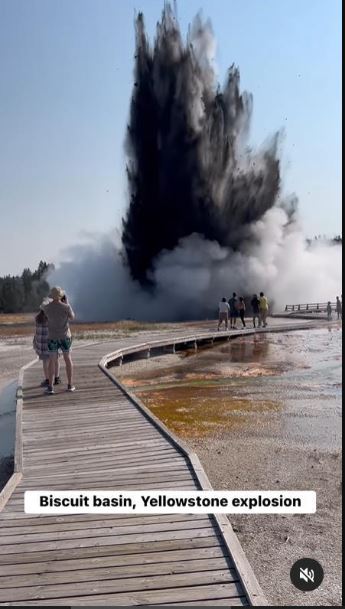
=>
[0,582,246,605]
[1,526,218,554]
[10,469,193,489]
[0,557,232,588]
[0,514,210,536]
[161,599,247,606]
[0,518,212,544]
[0,535,222,565]
[0,571,238,603]
[0,543,225,576]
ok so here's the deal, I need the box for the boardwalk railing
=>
[285,302,336,313]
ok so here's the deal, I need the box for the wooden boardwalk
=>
[0,320,317,606]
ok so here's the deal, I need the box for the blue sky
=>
[0,0,341,275]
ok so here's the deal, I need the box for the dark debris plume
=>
[122,3,288,285]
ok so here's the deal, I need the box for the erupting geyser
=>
[122,3,292,285]
[51,3,341,321]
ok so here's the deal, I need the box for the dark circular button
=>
[290,558,324,591]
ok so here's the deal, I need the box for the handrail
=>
[285,301,337,312]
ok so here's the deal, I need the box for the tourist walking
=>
[33,305,60,387]
[326,301,332,321]
[259,292,269,327]
[228,293,238,329]
[238,297,246,328]
[218,297,230,331]
[42,286,75,394]
[335,296,342,320]
[251,294,260,328]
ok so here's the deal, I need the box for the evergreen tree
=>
[0,261,52,313]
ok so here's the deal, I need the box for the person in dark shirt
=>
[251,294,260,328]
[238,296,246,328]
[228,293,238,329]
[335,296,342,320]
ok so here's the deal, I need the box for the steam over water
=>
[123,5,286,285]
[52,4,341,321]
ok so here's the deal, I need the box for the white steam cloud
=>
[50,208,342,321]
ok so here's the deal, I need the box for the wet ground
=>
[119,325,342,606]
[0,380,17,457]
[120,326,342,450]
[0,338,35,488]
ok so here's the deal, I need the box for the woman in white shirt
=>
[218,297,230,331]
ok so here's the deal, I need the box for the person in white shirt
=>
[218,297,230,331]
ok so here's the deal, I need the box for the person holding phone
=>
[42,286,75,395]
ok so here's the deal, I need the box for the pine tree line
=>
[0,261,52,313]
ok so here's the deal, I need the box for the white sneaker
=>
[67,385,76,392]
